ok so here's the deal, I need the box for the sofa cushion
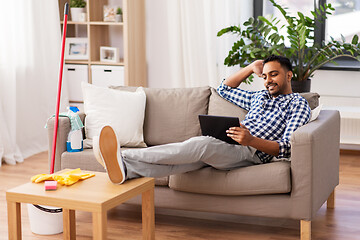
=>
[61,148,169,186]
[82,82,147,147]
[299,92,320,110]
[111,86,211,145]
[168,161,291,196]
[209,87,319,117]
[208,87,248,120]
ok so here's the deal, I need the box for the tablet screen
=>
[198,115,240,144]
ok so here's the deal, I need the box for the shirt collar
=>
[264,91,296,101]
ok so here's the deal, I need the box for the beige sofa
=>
[47,86,340,240]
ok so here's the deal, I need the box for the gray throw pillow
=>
[299,92,320,110]
[208,88,248,121]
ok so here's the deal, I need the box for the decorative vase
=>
[291,78,311,93]
[115,14,122,22]
[70,7,85,22]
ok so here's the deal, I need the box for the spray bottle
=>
[66,106,83,152]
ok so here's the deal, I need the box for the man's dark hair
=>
[263,55,292,72]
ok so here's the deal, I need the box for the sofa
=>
[47,86,340,240]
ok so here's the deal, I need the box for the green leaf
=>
[352,35,359,45]
[258,16,273,26]
[243,20,251,26]
[217,26,240,37]
[341,34,346,43]
[298,12,305,22]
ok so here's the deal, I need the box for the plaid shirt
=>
[217,81,311,163]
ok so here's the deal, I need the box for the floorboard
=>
[0,151,359,240]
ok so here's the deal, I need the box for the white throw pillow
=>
[309,104,323,123]
[81,82,147,147]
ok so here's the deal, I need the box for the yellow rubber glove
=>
[53,168,95,186]
[31,174,54,183]
[31,168,95,186]
[53,174,82,186]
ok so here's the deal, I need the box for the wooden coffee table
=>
[6,170,155,240]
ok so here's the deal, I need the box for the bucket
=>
[27,204,63,235]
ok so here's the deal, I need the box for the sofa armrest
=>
[78,112,85,124]
[290,110,340,220]
[47,112,86,172]
[47,116,71,172]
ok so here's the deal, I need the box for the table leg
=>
[63,209,76,240]
[92,211,107,240]
[7,201,21,240]
[142,188,155,240]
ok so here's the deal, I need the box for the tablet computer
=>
[198,115,240,144]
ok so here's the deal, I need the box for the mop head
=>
[31,168,95,186]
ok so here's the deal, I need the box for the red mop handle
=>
[50,3,69,174]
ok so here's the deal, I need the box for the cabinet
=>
[91,65,124,87]
[58,0,146,103]
[64,64,88,101]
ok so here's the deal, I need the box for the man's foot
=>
[93,125,126,184]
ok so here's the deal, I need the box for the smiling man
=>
[218,55,311,163]
[93,55,311,185]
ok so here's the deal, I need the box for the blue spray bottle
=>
[66,106,83,152]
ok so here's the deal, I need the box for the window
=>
[263,0,314,47]
[326,0,360,42]
[254,0,360,70]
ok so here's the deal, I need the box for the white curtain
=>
[166,0,253,88]
[0,0,69,166]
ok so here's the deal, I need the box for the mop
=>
[31,3,94,190]
[35,2,70,193]
[50,3,69,176]
[26,3,69,235]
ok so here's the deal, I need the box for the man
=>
[93,55,311,184]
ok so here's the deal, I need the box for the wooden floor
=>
[0,151,360,240]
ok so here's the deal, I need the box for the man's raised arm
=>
[224,60,264,88]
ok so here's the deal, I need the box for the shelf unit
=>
[58,0,146,88]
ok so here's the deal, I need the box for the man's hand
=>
[250,60,264,78]
[227,123,280,156]
[226,123,254,146]
[224,59,264,88]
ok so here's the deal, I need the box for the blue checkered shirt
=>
[217,81,311,163]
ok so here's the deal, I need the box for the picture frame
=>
[100,46,119,63]
[65,38,89,60]
[103,6,117,22]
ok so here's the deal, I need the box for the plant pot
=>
[291,78,311,93]
[70,7,85,22]
[115,14,123,22]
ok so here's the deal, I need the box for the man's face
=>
[262,61,292,97]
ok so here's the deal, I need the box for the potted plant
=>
[70,0,86,22]
[116,7,123,22]
[217,0,360,92]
